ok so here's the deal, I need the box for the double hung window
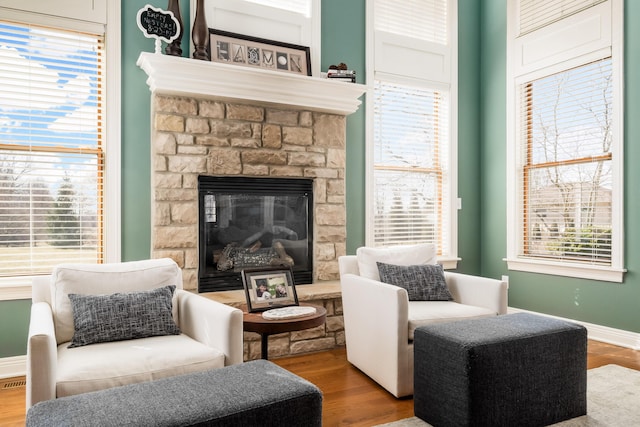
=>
[0,2,120,298]
[368,0,457,265]
[506,0,624,281]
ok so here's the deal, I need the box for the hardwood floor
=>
[1,340,638,427]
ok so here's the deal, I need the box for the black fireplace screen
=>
[198,176,313,292]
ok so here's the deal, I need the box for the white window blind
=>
[519,58,613,265]
[372,80,449,253]
[244,0,311,17]
[374,0,448,45]
[519,0,606,35]
[0,21,104,276]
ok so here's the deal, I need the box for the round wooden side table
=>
[242,302,326,359]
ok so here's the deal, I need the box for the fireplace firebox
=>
[198,176,313,292]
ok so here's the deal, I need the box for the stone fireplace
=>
[138,52,365,292]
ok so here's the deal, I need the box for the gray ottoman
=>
[26,360,322,427]
[414,313,587,427]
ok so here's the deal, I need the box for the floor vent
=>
[2,379,26,389]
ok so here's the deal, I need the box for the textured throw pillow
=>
[67,285,181,348]
[377,262,453,301]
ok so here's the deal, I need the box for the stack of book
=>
[327,69,356,83]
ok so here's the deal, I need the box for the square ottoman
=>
[26,360,322,427]
[414,312,587,427]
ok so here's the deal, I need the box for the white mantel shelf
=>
[137,52,366,116]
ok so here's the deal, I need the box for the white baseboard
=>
[508,307,640,350]
[0,355,26,379]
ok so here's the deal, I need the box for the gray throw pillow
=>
[67,285,181,348]
[377,262,453,301]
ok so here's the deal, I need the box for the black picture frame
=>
[242,267,299,312]
[209,29,312,76]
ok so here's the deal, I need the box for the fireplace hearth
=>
[198,176,313,292]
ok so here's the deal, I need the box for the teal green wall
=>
[480,0,640,333]
[321,0,367,254]
[0,300,30,357]
[122,0,190,260]
[456,0,483,274]
[121,0,154,261]
[3,0,639,359]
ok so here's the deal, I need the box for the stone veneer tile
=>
[227,104,265,122]
[150,94,347,292]
[266,109,299,125]
[155,96,197,115]
[155,114,184,132]
[198,100,225,118]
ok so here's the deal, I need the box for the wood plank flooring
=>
[1,340,638,427]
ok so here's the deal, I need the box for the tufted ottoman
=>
[26,359,322,427]
[414,313,587,427]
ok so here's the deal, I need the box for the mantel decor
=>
[209,29,311,76]
[136,4,180,54]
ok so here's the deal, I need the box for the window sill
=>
[0,285,32,301]
[439,257,460,270]
[505,258,626,283]
[0,276,34,301]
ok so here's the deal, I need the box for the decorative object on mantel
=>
[242,267,299,313]
[192,0,210,60]
[136,4,181,54]
[262,305,316,320]
[164,0,183,56]
[327,63,356,83]
[209,29,312,76]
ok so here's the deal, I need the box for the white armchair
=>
[26,258,243,408]
[339,245,508,398]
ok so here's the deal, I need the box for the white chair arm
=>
[176,290,244,366]
[27,302,57,408]
[444,272,508,315]
[341,273,411,397]
[341,273,409,345]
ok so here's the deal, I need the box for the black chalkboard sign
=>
[137,4,180,44]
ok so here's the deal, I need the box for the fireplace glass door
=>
[198,176,313,292]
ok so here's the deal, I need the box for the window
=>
[372,81,449,249]
[368,0,457,266]
[507,0,624,281]
[244,0,311,16]
[519,0,606,35]
[0,22,104,276]
[0,3,120,298]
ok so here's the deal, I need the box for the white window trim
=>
[505,0,624,282]
[365,0,458,268]
[0,3,121,301]
[104,3,122,266]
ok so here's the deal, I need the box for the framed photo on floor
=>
[242,267,299,312]
[209,29,311,76]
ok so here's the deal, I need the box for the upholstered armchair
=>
[26,258,243,408]
[339,244,508,398]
